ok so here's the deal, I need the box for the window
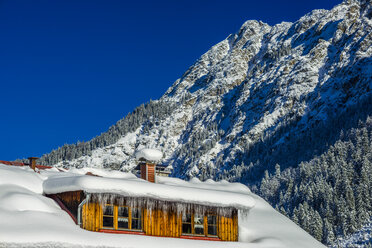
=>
[207,215,217,236]
[102,205,114,228]
[182,213,217,237]
[131,208,142,230]
[102,205,142,231]
[117,206,129,229]
[182,213,192,234]
[194,214,204,235]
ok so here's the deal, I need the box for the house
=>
[42,149,254,241]
[0,156,328,248]
[3,150,254,242]
[0,157,52,170]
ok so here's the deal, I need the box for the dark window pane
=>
[118,206,129,217]
[131,219,142,230]
[118,217,129,229]
[194,225,204,235]
[207,215,216,225]
[103,205,113,216]
[132,208,141,219]
[103,216,113,227]
[182,213,192,223]
[182,223,192,234]
[208,225,217,236]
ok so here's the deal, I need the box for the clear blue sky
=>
[0,0,341,161]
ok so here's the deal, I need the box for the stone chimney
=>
[140,162,156,183]
[28,157,39,171]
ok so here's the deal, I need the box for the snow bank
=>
[0,185,60,213]
[135,148,163,162]
[239,193,325,247]
[0,164,44,194]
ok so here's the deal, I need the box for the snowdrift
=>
[0,164,325,248]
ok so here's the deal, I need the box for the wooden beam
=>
[177,214,182,237]
[204,216,208,237]
[128,207,132,230]
[172,212,176,237]
[228,217,232,241]
[221,216,226,241]
[114,205,118,230]
[157,210,161,236]
[99,204,103,230]
[152,210,155,235]
[87,203,91,231]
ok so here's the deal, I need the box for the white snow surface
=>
[135,148,163,162]
[43,170,255,210]
[330,218,372,248]
[0,164,325,248]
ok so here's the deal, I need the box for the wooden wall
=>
[218,214,238,241]
[56,191,84,218]
[82,202,102,232]
[81,202,238,241]
[143,209,182,237]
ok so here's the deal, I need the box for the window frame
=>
[101,204,143,232]
[102,204,115,229]
[193,214,205,236]
[181,212,218,237]
[206,214,218,237]
[130,207,142,231]
[117,205,130,230]
[181,213,193,235]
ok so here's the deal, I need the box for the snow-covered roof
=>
[0,163,326,248]
[135,148,163,162]
[43,170,254,210]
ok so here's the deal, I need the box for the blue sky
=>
[0,0,341,161]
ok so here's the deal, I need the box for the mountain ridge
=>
[38,0,371,174]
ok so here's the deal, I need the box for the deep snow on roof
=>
[43,168,255,210]
[135,148,163,162]
[0,163,325,248]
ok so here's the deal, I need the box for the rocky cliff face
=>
[53,0,371,183]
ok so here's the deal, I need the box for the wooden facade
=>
[54,191,84,221]
[82,202,238,241]
[55,191,239,241]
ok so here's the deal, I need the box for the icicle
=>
[87,192,241,218]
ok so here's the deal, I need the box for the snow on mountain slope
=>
[0,164,324,248]
[52,0,371,177]
[330,219,372,248]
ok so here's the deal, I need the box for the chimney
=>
[28,157,39,171]
[140,162,156,183]
[135,148,163,183]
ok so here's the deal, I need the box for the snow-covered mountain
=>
[36,0,372,246]
[49,0,371,177]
